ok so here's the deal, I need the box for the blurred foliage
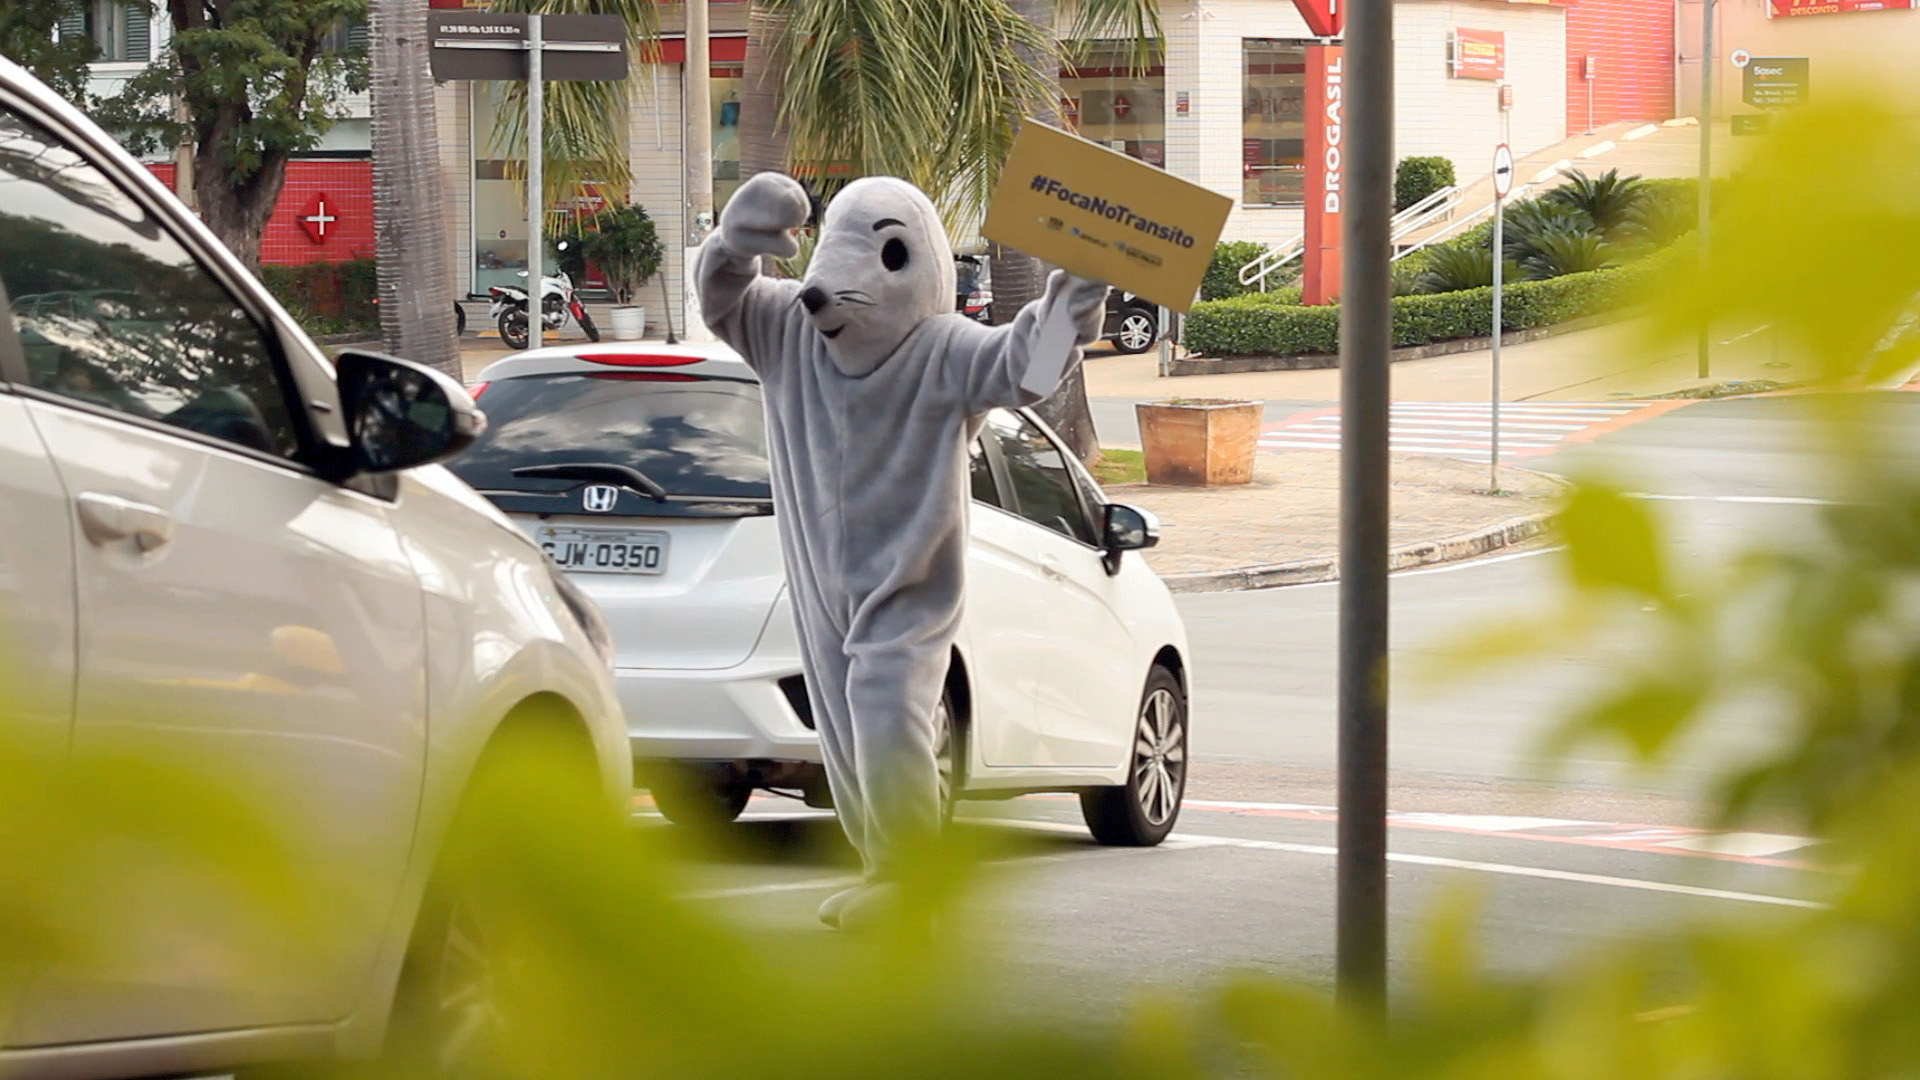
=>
[261,258,379,336]
[9,89,1920,1079]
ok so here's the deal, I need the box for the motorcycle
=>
[487,240,600,350]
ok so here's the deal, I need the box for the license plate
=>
[537,526,669,575]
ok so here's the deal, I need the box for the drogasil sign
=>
[1320,53,1344,215]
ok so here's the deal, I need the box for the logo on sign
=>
[299,192,339,245]
[582,485,619,513]
[1322,55,1344,214]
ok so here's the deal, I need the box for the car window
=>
[968,437,1002,508]
[446,371,772,517]
[984,410,1096,545]
[0,106,299,459]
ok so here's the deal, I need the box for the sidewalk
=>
[1115,453,1560,591]
[1087,316,1813,405]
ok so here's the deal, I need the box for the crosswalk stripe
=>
[1258,400,1664,461]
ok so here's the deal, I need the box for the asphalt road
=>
[668,392,1913,1012]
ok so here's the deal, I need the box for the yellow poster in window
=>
[983,122,1231,313]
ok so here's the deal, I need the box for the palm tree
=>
[733,0,1159,461]
[369,0,460,375]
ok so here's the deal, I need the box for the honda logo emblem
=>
[582,485,619,513]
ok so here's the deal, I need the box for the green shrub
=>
[1394,156,1456,211]
[1414,244,1499,293]
[1521,229,1618,279]
[1501,197,1594,263]
[1201,240,1273,301]
[1186,256,1671,358]
[261,258,377,336]
[581,203,665,304]
[1545,168,1648,241]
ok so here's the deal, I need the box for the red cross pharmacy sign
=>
[299,193,340,245]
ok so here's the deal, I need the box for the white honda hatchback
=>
[0,57,626,1079]
[457,343,1193,845]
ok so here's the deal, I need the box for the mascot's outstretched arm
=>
[948,269,1109,413]
[693,171,811,364]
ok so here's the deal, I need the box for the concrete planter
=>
[1136,399,1262,486]
[609,305,646,341]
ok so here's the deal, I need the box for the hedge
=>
[1394,155,1456,212]
[260,258,378,336]
[1186,254,1670,359]
[1201,240,1275,301]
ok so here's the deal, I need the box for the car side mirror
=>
[1101,502,1160,575]
[334,349,487,476]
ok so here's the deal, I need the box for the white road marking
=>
[686,875,862,900]
[1653,832,1817,858]
[1626,493,1837,506]
[1623,124,1660,140]
[1262,402,1648,460]
[1578,140,1618,158]
[1387,812,1608,833]
[1168,834,1825,910]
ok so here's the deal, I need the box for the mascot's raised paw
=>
[719,172,811,260]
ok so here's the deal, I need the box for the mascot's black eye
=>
[881,238,909,272]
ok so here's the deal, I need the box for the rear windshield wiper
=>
[511,462,669,503]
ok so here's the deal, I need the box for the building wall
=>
[630,63,687,336]
[145,160,374,266]
[1677,0,1920,117]
[1565,0,1677,132]
[1162,0,1565,249]
[1394,1,1568,182]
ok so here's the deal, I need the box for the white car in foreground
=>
[0,57,626,1078]
[457,343,1193,845]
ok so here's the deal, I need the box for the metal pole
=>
[527,14,544,351]
[1696,0,1714,378]
[1491,193,1503,492]
[683,0,715,341]
[1337,0,1392,1012]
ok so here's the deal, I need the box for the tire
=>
[1080,665,1186,846]
[577,310,601,342]
[650,766,751,827]
[454,303,466,336]
[934,686,963,823]
[1110,307,1159,354]
[497,309,529,351]
[387,722,606,1078]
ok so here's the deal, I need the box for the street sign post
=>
[1743,57,1809,109]
[1490,143,1513,492]
[428,12,626,350]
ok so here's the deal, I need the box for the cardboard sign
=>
[983,122,1231,313]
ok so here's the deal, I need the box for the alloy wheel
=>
[1117,312,1156,352]
[1132,687,1185,827]
[428,893,508,1077]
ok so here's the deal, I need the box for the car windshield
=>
[448,371,772,517]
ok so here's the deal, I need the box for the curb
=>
[1157,511,1552,594]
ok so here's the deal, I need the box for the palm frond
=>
[482,0,660,231]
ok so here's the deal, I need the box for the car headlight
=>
[548,563,615,670]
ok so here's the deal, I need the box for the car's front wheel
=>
[934,687,963,822]
[1080,665,1186,846]
[1110,307,1159,354]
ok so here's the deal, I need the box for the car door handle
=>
[75,492,174,553]
[1039,554,1067,582]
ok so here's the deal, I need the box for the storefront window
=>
[1242,40,1307,206]
[711,65,743,212]
[1059,43,1164,167]
[472,82,528,295]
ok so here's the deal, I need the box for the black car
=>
[1102,290,1163,354]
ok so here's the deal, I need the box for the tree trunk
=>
[738,1,788,183]
[193,147,283,273]
[996,0,1098,463]
[369,0,461,376]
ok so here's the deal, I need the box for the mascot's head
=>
[798,177,956,376]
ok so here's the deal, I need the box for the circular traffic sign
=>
[1731,49,1752,69]
[1491,143,1515,199]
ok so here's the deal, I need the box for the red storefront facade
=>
[147,159,375,266]
[1563,0,1677,133]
